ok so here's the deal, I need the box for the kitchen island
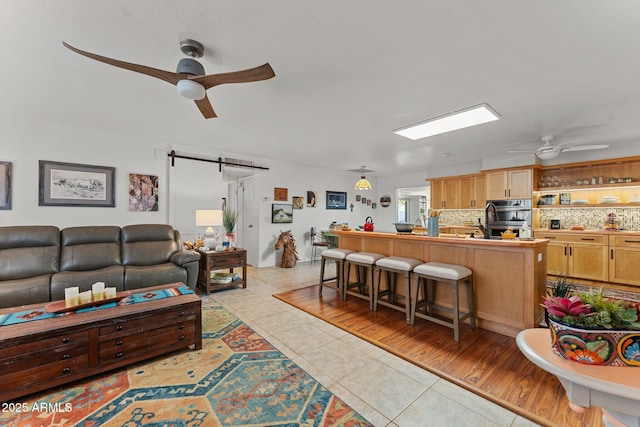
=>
[331,230,549,337]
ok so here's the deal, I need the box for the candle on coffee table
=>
[104,287,117,299]
[79,290,92,304]
[65,287,79,307]
[92,282,105,301]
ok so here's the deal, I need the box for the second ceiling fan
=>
[508,135,609,160]
[63,39,275,119]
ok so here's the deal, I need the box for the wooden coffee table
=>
[0,283,201,403]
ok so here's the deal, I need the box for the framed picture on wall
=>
[129,173,159,212]
[0,161,11,210]
[274,187,288,201]
[39,160,115,207]
[326,191,347,210]
[272,203,293,223]
[293,196,304,209]
[306,191,317,207]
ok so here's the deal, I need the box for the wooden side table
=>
[197,248,247,293]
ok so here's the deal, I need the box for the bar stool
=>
[373,256,423,323]
[410,261,477,342]
[344,252,385,309]
[319,248,354,295]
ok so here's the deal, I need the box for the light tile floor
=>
[207,262,542,427]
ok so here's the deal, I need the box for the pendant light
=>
[354,166,372,191]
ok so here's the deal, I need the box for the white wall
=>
[1,120,439,268]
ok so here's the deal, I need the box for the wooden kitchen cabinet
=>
[459,174,486,208]
[535,231,608,281]
[486,168,532,200]
[609,235,640,286]
[430,177,461,209]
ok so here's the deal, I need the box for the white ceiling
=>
[3,1,640,178]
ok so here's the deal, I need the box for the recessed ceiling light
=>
[393,103,500,140]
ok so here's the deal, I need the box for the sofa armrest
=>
[170,250,201,267]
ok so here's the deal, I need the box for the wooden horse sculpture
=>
[275,230,299,268]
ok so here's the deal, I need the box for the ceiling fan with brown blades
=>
[62,39,275,119]
[508,135,610,160]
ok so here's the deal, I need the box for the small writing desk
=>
[516,328,640,427]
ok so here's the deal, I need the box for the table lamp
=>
[195,209,223,249]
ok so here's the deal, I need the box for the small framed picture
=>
[274,187,288,201]
[0,161,11,210]
[367,199,372,206]
[129,173,158,212]
[272,203,293,223]
[307,191,317,207]
[355,195,361,202]
[361,197,367,204]
[372,203,377,209]
[293,196,304,209]
[326,191,347,210]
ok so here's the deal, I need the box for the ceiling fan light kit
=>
[177,79,206,100]
[393,103,500,140]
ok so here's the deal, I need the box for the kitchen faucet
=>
[477,218,490,239]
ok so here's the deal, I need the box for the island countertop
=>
[331,229,549,338]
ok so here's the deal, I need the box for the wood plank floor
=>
[273,284,603,427]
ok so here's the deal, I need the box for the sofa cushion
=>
[121,224,179,266]
[124,263,187,291]
[60,226,122,271]
[50,266,125,301]
[0,226,60,281]
[0,276,51,308]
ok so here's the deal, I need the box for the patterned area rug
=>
[1,296,371,426]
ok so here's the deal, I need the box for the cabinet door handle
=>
[564,247,566,256]
[611,249,614,260]
[543,236,556,239]
[179,311,185,317]
[580,238,595,241]
[62,353,70,360]
[116,352,124,358]
[116,325,124,331]
[624,240,640,243]
[116,340,123,346]
[179,335,185,341]
[569,247,573,256]
[62,337,70,343]
[179,324,185,330]
[62,367,70,374]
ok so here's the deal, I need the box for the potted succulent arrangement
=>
[541,276,640,366]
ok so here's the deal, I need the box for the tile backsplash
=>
[437,207,640,231]
[539,207,640,231]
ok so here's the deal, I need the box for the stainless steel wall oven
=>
[485,199,532,239]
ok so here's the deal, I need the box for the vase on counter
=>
[427,216,439,237]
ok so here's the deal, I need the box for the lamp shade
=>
[195,210,223,228]
[354,176,372,190]
[177,79,206,100]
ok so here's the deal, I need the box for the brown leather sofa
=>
[0,224,201,308]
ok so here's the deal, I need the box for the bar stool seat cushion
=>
[414,262,472,280]
[346,252,385,264]
[376,256,422,271]
[321,249,355,260]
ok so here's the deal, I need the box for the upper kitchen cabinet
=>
[485,168,533,200]
[459,174,486,208]
[430,177,461,209]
